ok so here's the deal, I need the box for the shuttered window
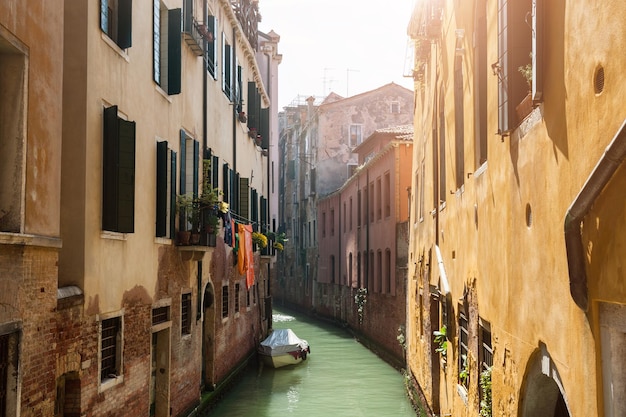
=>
[247,81,261,132]
[222,36,232,99]
[153,3,181,95]
[206,16,218,79]
[103,106,136,233]
[239,177,249,221]
[156,142,177,238]
[100,0,132,49]
[181,293,192,335]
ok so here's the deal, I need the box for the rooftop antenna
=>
[322,67,336,95]
[346,68,360,96]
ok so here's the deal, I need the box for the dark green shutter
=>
[156,141,168,237]
[118,0,133,49]
[102,106,119,231]
[239,177,249,220]
[179,130,187,195]
[212,155,219,189]
[222,163,229,203]
[193,140,199,197]
[168,8,182,95]
[183,0,192,33]
[224,44,232,99]
[247,82,257,130]
[170,151,177,237]
[207,16,217,78]
[260,107,269,149]
[117,119,135,233]
[233,171,239,214]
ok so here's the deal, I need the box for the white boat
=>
[258,328,311,368]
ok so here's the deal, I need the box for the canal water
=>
[205,308,416,416]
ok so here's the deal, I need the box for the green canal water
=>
[204,308,416,416]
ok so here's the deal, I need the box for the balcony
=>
[183,17,211,57]
[230,0,260,50]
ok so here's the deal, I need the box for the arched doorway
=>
[519,343,571,417]
[202,282,216,389]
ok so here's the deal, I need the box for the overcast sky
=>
[258,0,416,109]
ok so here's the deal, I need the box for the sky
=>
[258,0,416,109]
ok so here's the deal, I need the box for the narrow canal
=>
[204,308,416,416]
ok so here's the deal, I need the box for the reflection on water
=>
[205,308,415,416]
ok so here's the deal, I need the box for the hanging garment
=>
[237,224,246,276]
[222,211,233,246]
[244,224,255,289]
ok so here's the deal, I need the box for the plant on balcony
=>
[354,288,368,325]
[251,232,268,251]
[176,193,200,245]
[479,366,492,417]
[433,325,448,367]
[267,231,286,251]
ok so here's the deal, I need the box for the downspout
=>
[232,27,237,191]
[564,119,626,311]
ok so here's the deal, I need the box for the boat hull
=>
[258,328,311,368]
[259,351,306,368]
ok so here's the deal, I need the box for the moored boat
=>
[258,328,311,368]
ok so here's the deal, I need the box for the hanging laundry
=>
[222,211,233,246]
[237,223,246,276]
[244,224,255,289]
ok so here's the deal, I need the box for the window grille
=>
[101,317,120,380]
[181,294,191,335]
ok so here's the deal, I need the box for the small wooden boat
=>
[258,328,311,368]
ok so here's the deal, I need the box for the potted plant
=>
[251,231,268,251]
[516,55,534,123]
[176,194,200,245]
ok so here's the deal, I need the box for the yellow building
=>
[59,0,273,415]
[406,0,626,416]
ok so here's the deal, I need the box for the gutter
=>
[564,119,626,311]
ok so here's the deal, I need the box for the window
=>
[151,306,169,325]
[103,106,136,233]
[369,183,374,223]
[357,191,362,227]
[496,0,533,133]
[454,55,465,189]
[239,177,249,220]
[474,0,488,167]
[206,15,218,79]
[156,142,177,238]
[349,124,362,147]
[179,131,199,230]
[384,172,391,218]
[0,33,27,233]
[153,1,181,95]
[100,316,122,382]
[376,250,382,293]
[347,163,357,178]
[384,249,391,293]
[222,33,232,99]
[221,285,229,318]
[321,211,326,238]
[376,177,382,220]
[390,101,400,114]
[330,255,336,284]
[235,283,240,312]
[330,209,335,236]
[348,253,353,287]
[100,0,132,49]
[343,202,346,233]
[349,197,353,231]
[439,90,446,205]
[459,308,469,389]
[181,293,191,335]
[0,330,19,415]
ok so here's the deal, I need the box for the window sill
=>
[154,85,173,102]
[101,231,128,241]
[99,374,124,393]
[101,33,130,62]
[0,232,62,249]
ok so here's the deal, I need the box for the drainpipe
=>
[232,28,237,194]
[564,119,626,311]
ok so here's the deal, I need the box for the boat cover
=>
[259,329,309,357]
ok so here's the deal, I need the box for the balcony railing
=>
[183,17,211,57]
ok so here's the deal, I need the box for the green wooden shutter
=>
[232,170,239,214]
[168,8,182,95]
[207,16,217,78]
[117,119,136,233]
[222,163,229,203]
[192,139,199,197]
[102,106,119,231]
[247,81,257,130]
[118,0,133,49]
[239,177,249,220]
[170,151,177,237]
[179,130,187,195]
[212,155,219,189]
[260,107,269,149]
[156,141,168,237]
